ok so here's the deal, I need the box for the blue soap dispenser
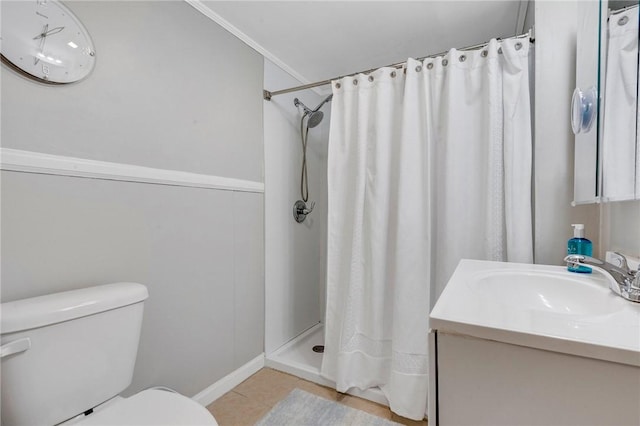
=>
[567,224,592,273]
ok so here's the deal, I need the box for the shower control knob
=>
[293,200,315,223]
[303,201,315,214]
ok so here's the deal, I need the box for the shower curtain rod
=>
[263,30,535,101]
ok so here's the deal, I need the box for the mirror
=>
[601,1,639,201]
[573,0,601,204]
[573,0,639,204]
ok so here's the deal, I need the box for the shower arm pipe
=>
[264,30,534,101]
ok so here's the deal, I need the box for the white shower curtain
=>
[321,39,533,420]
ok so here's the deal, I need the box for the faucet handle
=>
[606,253,640,300]
[611,252,631,273]
[567,253,640,302]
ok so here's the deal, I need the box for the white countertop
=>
[430,260,640,367]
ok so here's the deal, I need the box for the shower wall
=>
[264,59,330,354]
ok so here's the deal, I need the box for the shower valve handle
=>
[302,201,315,214]
[293,200,315,223]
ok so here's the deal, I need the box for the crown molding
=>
[185,0,325,97]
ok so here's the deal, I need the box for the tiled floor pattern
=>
[206,368,428,426]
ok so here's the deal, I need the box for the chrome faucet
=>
[564,253,640,302]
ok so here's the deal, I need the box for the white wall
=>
[264,59,329,354]
[1,1,264,398]
[1,1,263,182]
[602,201,640,257]
[534,0,600,264]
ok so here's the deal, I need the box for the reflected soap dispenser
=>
[567,224,592,273]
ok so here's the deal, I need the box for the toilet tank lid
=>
[1,283,149,334]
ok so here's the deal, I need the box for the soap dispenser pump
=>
[567,224,592,273]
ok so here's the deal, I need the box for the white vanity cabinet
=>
[429,260,640,426]
[432,331,640,425]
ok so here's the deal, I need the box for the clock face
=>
[1,0,96,84]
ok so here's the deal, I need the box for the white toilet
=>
[0,282,218,426]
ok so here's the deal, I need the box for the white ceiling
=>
[192,1,530,89]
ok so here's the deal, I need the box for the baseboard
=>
[191,353,265,407]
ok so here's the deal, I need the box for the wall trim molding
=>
[184,0,325,97]
[0,148,264,193]
[191,353,265,406]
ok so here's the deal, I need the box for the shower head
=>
[306,110,324,128]
[294,94,333,128]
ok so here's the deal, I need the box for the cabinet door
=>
[574,0,640,204]
[573,1,602,204]
[436,332,640,425]
[601,2,639,201]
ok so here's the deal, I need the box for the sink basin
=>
[467,270,620,316]
[430,259,640,367]
[429,259,640,367]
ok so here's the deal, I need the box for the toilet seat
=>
[73,389,218,425]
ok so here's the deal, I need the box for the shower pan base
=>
[265,323,389,407]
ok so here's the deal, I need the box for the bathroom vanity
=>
[429,260,640,426]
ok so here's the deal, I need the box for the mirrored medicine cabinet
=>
[573,0,639,204]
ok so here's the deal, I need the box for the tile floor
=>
[206,368,428,426]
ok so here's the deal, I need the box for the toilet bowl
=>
[0,283,218,426]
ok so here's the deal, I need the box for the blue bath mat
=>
[255,388,402,426]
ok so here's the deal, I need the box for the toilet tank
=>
[0,283,149,426]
